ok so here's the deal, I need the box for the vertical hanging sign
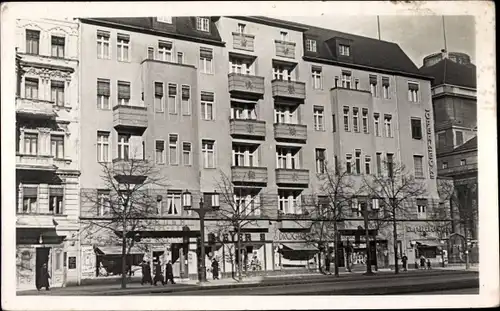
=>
[425,109,435,178]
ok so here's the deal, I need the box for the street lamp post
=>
[183,190,219,283]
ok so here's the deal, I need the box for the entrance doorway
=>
[35,247,50,288]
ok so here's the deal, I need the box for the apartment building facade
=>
[76,16,444,281]
[15,18,81,289]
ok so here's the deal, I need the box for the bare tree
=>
[80,156,167,289]
[363,159,428,274]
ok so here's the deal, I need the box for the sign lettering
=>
[425,109,435,178]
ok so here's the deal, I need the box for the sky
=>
[282,15,476,68]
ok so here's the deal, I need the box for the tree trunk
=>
[121,231,127,289]
[363,209,373,275]
[333,219,339,277]
[237,225,242,281]
[392,209,399,274]
[464,221,470,270]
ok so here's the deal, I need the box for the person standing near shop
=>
[164,260,176,284]
[36,263,51,291]
[420,255,426,269]
[153,260,165,286]
[325,252,331,275]
[426,258,431,270]
[401,254,408,272]
[211,258,220,280]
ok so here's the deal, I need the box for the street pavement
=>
[17,268,478,296]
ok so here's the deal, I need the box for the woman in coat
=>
[144,261,153,285]
[37,263,51,291]
[165,260,176,284]
[211,258,219,280]
[153,260,165,286]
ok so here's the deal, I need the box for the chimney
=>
[441,49,448,59]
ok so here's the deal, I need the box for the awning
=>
[16,215,56,229]
[282,243,319,252]
[95,246,144,256]
[416,240,443,247]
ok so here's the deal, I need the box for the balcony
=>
[231,166,268,185]
[275,168,310,186]
[271,80,306,100]
[276,212,312,230]
[113,105,148,134]
[16,97,56,118]
[274,123,307,142]
[438,163,478,177]
[16,214,57,229]
[16,154,57,171]
[232,32,255,52]
[274,40,296,59]
[228,73,265,98]
[230,119,266,139]
[111,158,148,184]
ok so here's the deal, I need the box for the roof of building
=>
[453,136,477,152]
[419,58,476,89]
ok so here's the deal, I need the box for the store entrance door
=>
[35,247,50,289]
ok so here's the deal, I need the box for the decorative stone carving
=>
[289,125,297,136]
[287,84,295,94]
[245,80,253,90]
[248,171,256,180]
[246,123,255,133]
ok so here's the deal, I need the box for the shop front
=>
[403,223,450,268]
[271,229,319,271]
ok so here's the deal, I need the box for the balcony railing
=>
[229,119,266,139]
[113,105,148,134]
[228,73,265,97]
[274,123,307,142]
[16,97,56,118]
[16,154,57,170]
[275,168,310,186]
[231,166,268,185]
[271,80,306,100]
[438,163,478,177]
[232,32,255,52]
[274,40,296,59]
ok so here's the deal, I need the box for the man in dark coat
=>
[211,258,219,280]
[402,254,408,271]
[165,260,176,284]
[325,253,331,274]
[37,263,51,291]
[153,260,165,286]
[144,261,153,285]
[420,255,426,269]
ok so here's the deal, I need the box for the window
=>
[339,44,350,56]
[200,91,214,120]
[455,131,464,145]
[387,153,394,177]
[117,134,130,160]
[169,134,178,165]
[273,64,292,81]
[21,186,38,214]
[155,140,165,164]
[382,77,390,99]
[276,147,300,169]
[332,114,336,132]
[168,83,177,114]
[166,191,181,215]
[411,118,422,140]
[97,79,110,110]
[24,133,38,155]
[97,132,110,162]
[117,34,130,61]
[50,81,65,106]
[202,140,215,168]
[97,31,110,59]
[26,30,40,55]
[97,190,110,216]
[182,142,192,166]
[51,36,65,58]
[234,191,261,216]
[177,52,184,64]
[312,66,322,89]
[365,156,371,175]
[158,40,173,62]
[369,75,377,97]
[343,106,350,131]
[306,39,317,52]
[341,71,352,89]
[351,198,361,217]
[313,106,324,131]
[408,82,419,102]
[372,198,380,210]
[460,159,467,166]
[376,152,382,176]
[157,16,172,23]
[374,113,380,137]
[384,115,392,138]
[355,150,361,174]
[438,132,447,149]
[417,199,427,215]
[442,162,448,169]
[154,82,164,112]
[199,47,213,74]
[229,56,252,75]
[278,190,302,214]
[51,135,64,159]
[196,17,210,32]
[334,76,339,88]
[25,78,38,99]
[354,79,359,90]
[147,47,155,60]
[274,104,298,124]
[362,108,368,134]
[414,155,424,177]
[231,101,257,120]
[315,148,326,174]
[237,23,246,34]
[117,81,131,106]
[233,144,258,167]
[181,85,191,115]
[345,154,352,174]
[280,31,288,41]
[49,188,63,215]
[352,108,359,132]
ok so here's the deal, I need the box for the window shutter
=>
[97,30,110,38]
[154,82,163,96]
[118,82,131,99]
[408,83,419,91]
[182,86,190,99]
[200,47,213,59]
[97,80,110,96]
[49,187,64,196]
[23,187,38,197]
[382,77,390,86]
[201,91,214,102]
[117,33,130,41]
[168,84,177,96]
[369,75,377,85]
[156,140,164,150]
[158,40,173,49]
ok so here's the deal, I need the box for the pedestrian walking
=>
[426,258,431,270]
[401,254,408,271]
[164,260,176,284]
[140,261,151,285]
[144,261,153,285]
[153,260,165,286]
[36,263,51,291]
[419,255,426,269]
[325,253,331,274]
[211,258,219,280]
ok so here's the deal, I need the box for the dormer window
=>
[305,39,317,52]
[280,31,288,42]
[339,44,350,56]
[196,17,210,32]
[237,23,246,34]
[157,16,172,24]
